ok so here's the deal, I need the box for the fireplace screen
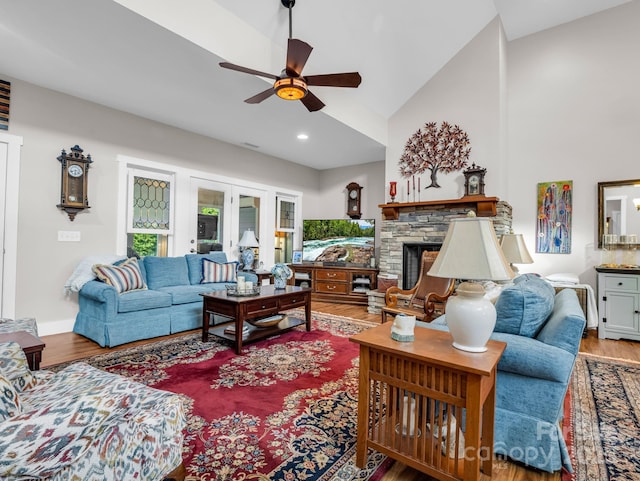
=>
[402,243,441,289]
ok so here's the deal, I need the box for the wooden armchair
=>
[381,251,455,323]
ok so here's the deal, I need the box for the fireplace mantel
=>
[377,198,511,289]
[378,195,499,220]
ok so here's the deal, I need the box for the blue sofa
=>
[420,274,585,473]
[73,253,257,347]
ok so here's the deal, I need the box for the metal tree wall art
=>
[398,121,471,189]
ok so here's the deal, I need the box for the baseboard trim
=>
[38,318,75,336]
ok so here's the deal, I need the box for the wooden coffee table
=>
[201,284,311,354]
[0,330,46,370]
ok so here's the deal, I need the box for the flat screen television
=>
[302,218,375,266]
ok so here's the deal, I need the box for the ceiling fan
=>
[219,0,362,112]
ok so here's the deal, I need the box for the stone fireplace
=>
[378,198,512,289]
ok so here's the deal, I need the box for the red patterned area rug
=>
[63,311,392,481]
[563,353,640,481]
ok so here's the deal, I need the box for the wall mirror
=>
[597,179,640,248]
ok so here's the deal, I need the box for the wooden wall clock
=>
[57,144,92,221]
[463,163,486,197]
[346,182,362,219]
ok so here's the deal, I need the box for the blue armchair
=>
[421,276,585,472]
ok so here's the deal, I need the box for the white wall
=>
[6,78,380,334]
[507,1,640,286]
[313,161,385,221]
[7,2,640,333]
[1,75,384,334]
[315,161,386,261]
[387,18,505,202]
[387,3,640,289]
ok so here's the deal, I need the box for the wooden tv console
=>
[288,264,378,306]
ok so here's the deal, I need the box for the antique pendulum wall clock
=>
[346,182,363,219]
[57,144,92,221]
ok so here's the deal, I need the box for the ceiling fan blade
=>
[305,72,362,88]
[300,90,325,112]
[244,88,276,104]
[286,38,313,77]
[219,62,279,81]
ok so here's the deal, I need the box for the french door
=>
[189,178,232,256]
[188,178,269,266]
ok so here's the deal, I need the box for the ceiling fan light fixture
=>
[274,77,307,100]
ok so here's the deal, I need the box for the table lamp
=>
[428,214,514,352]
[238,229,259,270]
[500,233,533,273]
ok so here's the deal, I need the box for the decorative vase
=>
[271,263,292,289]
[389,181,397,202]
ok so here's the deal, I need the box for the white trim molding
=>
[0,132,23,318]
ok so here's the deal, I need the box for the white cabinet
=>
[596,268,640,340]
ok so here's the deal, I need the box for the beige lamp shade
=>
[428,217,515,281]
[238,229,259,248]
[500,233,534,265]
[427,216,514,352]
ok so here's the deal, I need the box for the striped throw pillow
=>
[202,259,238,283]
[93,258,147,293]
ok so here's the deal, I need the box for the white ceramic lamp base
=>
[445,281,496,352]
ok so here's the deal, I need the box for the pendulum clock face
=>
[66,163,85,204]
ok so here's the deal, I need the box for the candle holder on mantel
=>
[389,181,397,202]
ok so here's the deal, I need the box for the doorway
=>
[0,132,22,318]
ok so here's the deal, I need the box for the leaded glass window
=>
[277,196,295,231]
[128,170,174,235]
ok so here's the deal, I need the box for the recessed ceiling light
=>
[297,133,309,140]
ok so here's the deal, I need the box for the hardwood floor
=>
[39,301,639,481]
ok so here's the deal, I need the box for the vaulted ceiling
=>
[0,0,629,169]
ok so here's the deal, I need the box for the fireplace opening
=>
[403,243,441,288]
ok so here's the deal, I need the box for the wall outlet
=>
[58,230,81,242]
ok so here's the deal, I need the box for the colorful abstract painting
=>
[536,180,572,253]
[0,79,9,130]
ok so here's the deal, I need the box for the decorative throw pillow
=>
[143,256,190,289]
[0,374,21,421]
[92,257,147,293]
[201,259,238,283]
[0,342,36,393]
[545,272,580,284]
[494,274,555,337]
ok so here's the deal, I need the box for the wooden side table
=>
[350,323,505,481]
[251,270,274,285]
[0,331,46,370]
